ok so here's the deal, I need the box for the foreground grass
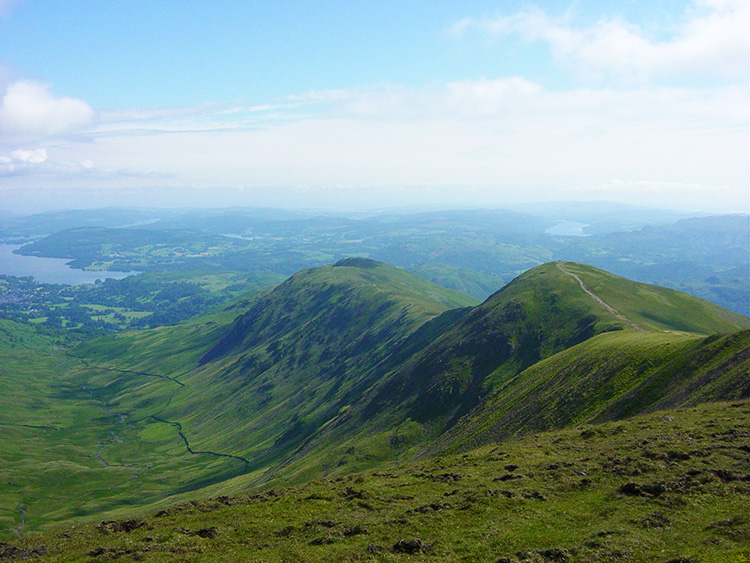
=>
[5,400,748,562]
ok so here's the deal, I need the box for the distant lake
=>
[545,221,590,237]
[0,244,137,285]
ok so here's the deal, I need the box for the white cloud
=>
[318,77,542,120]
[451,0,749,82]
[0,145,173,180]
[16,79,739,208]
[0,80,96,141]
[0,147,47,175]
[10,147,47,163]
[1,75,746,213]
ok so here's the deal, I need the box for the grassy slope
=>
[0,260,477,536]
[77,261,748,492]
[324,262,748,436]
[558,262,749,334]
[72,259,477,466]
[2,260,747,540]
[407,262,507,300]
[0,311,256,540]
[241,262,749,490]
[5,399,749,562]
[114,259,476,464]
[438,329,750,454]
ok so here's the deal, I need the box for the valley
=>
[0,206,748,560]
[4,0,748,559]
[0,256,747,555]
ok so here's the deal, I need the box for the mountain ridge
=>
[1,259,748,538]
[217,260,749,486]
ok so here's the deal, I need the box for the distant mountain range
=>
[3,204,748,315]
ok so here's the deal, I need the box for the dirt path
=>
[556,262,641,330]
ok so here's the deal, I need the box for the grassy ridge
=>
[4,400,749,562]
[320,262,749,441]
[215,262,750,493]
[126,259,477,467]
[559,262,750,334]
[438,330,750,454]
[1,260,747,541]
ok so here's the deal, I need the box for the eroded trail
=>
[556,262,642,330]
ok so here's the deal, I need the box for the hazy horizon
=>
[0,188,740,218]
[1,1,748,215]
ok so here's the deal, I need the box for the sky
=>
[0,0,748,214]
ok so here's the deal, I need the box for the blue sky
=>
[0,0,747,213]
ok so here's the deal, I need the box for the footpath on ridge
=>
[556,262,642,331]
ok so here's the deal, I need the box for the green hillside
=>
[4,400,748,562]
[73,258,477,478]
[0,260,478,536]
[319,262,748,436]
[438,329,750,454]
[552,262,748,334]
[1,259,747,541]
[15,227,252,271]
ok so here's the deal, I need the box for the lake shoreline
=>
[0,244,138,285]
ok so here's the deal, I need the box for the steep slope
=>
[157,259,476,465]
[90,260,744,492]
[3,259,747,537]
[274,262,749,482]
[66,259,477,491]
[438,329,750,453]
[199,257,476,365]
[346,262,747,428]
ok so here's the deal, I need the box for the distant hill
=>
[14,226,254,271]
[7,207,747,314]
[0,208,174,240]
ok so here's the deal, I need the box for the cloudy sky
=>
[0,0,747,213]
